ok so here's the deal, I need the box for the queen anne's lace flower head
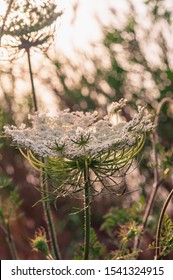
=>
[0,0,62,59]
[4,100,154,197]
[4,103,153,160]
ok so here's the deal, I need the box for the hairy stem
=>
[26,50,61,259]
[26,48,38,112]
[83,160,91,260]
[134,98,173,251]
[41,168,61,260]
[5,221,18,260]
[155,188,173,260]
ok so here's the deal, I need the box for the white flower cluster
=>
[4,101,153,160]
[108,98,127,114]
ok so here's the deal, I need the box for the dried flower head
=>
[4,100,154,197]
[30,227,52,258]
[0,0,62,59]
[119,221,142,244]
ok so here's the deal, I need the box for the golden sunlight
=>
[0,1,6,16]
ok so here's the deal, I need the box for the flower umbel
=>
[4,100,153,197]
[0,0,62,59]
[30,227,53,259]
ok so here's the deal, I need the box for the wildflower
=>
[0,0,62,59]
[108,98,127,114]
[119,221,142,244]
[4,100,154,197]
[30,227,53,259]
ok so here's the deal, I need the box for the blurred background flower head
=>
[0,0,62,60]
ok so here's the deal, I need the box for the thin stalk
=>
[26,48,38,112]
[26,49,61,259]
[155,188,173,260]
[47,253,55,260]
[141,180,164,229]
[41,166,61,260]
[83,159,91,260]
[0,0,14,45]
[134,98,173,251]
[5,221,18,260]
[133,180,163,251]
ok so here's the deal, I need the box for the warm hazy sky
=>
[0,0,129,58]
[0,0,173,114]
[56,0,173,67]
[56,0,131,58]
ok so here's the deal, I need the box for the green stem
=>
[42,167,61,260]
[26,49,61,259]
[26,48,38,112]
[6,221,18,260]
[155,188,173,260]
[83,159,91,260]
